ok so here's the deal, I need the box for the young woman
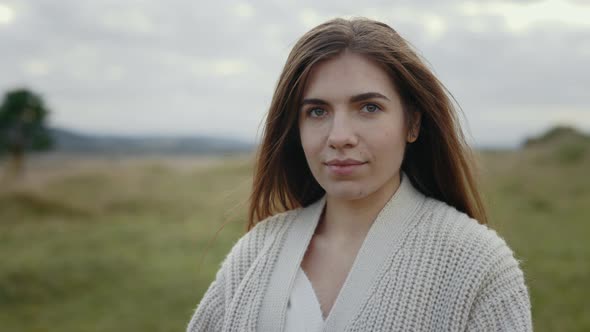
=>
[188,18,532,331]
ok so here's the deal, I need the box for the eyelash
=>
[305,103,382,118]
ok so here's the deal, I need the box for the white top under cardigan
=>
[187,171,533,331]
[284,267,325,332]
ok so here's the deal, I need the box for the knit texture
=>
[187,174,532,331]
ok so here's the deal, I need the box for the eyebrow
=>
[300,92,391,107]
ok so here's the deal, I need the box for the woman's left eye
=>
[361,103,381,113]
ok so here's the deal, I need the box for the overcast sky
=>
[1,0,589,147]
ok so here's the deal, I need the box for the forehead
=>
[302,51,398,99]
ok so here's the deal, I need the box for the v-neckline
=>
[258,171,426,331]
[299,267,326,322]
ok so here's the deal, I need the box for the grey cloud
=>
[0,0,588,144]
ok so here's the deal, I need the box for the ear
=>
[407,111,422,143]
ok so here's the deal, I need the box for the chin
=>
[322,182,371,201]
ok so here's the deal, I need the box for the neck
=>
[317,172,402,241]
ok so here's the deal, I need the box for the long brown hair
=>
[248,17,488,230]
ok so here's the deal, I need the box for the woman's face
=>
[298,51,418,202]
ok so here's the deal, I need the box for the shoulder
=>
[221,207,301,267]
[247,208,302,244]
[206,207,302,300]
[421,197,513,250]
[415,198,532,329]
[418,197,526,284]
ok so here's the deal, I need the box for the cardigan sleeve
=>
[187,266,227,332]
[186,228,255,332]
[465,234,533,331]
[186,212,291,332]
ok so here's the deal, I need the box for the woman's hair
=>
[247,17,488,230]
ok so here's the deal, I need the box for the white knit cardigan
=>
[187,172,532,331]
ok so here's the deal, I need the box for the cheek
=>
[300,125,326,155]
[299,123,310,151]
[369,126,406,160]
[299,128,311,151]
[299,129,321,167]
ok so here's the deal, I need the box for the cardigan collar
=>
[258,171,427,331]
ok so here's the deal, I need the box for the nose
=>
[327,111,358,150]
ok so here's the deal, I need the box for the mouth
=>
[324,159,367,166]
[323,159,368,175]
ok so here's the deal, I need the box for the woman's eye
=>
[362,103,381,113]
[308,108,326,117]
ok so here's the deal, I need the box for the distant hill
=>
[521,125,590,165]
[48,128,254,155]
[523,125,590,148]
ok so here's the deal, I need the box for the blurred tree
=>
[0,88,53,177]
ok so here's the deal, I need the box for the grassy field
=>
[0,137,589,331]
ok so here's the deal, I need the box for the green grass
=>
[0,143,589,331]
[0,157,250,331]
[478,141,590,331]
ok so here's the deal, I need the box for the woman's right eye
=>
[308,108,326,118]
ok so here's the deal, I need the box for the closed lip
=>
[324,159,367,166]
